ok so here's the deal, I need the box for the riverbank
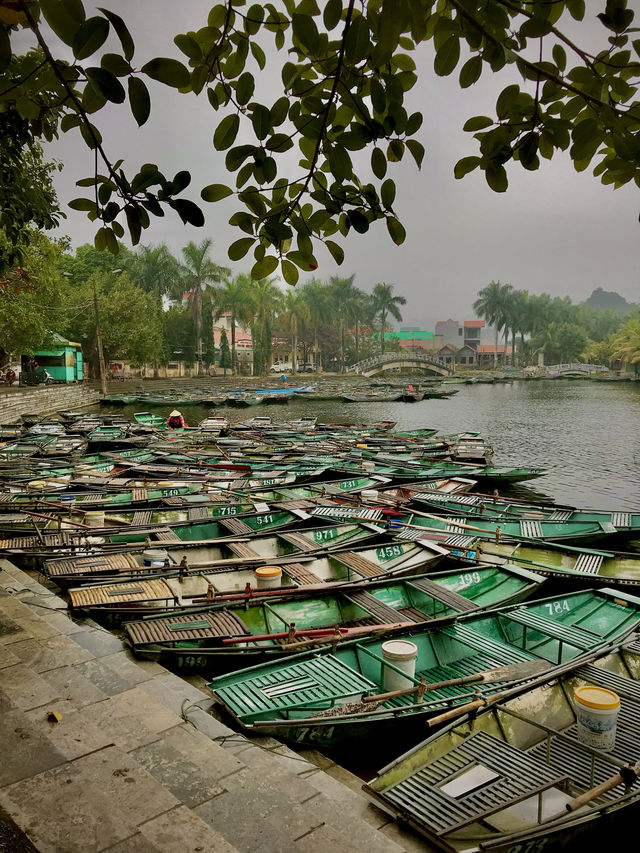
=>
[0,558,429,853]
[0,385,101,424]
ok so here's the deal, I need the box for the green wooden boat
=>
[123,563,544,673]
[207,588,640,751]
[312,505,625,544]
[67,539,448,625]
[133,412,165,427]
[45,521,382,586]
[409,490,640,535]
[364,638,640,852]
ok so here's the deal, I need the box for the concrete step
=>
[0,560,429,853]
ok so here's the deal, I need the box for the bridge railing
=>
[349,351,451,374]
[545,363,608,374]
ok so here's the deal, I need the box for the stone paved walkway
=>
[0,559,432,853]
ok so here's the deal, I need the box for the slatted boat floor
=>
[125,609,250,645]
[382,731,567,837]
[45,552,140,578]
[212,654,377,718]
[277,532,318,552]
[69,578,175,607]
[282,562,323,585]
[220,517,252,535]
[337,551,385,578]
[409,577,478,612]
[344,590,411,624]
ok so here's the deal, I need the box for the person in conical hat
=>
[166,409,187,429]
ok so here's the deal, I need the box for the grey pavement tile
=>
[0,745,178,853]
[99,649,159,684]
[220,760,320,803]
[0,687,17,713]
[0,612,23,640]
[40,664,109,708]
[99,833,161,853]
[8,635,94,672]
[23,705,115,761]
[129,739,224,808]
[194,785,328,853]
[74,657,143,696]
[0,664,63,710]
[0,645,20,669]
[0,708,68,786]
[99,685,183,733]
[139,805,241,853]
[70,629,126,657]
[156,724,245,782]
[182,706,236,740]
[293,820,406,853]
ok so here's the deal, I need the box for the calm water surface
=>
[102,379,640,511]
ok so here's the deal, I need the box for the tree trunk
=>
[231,315,236,375]
[511,329,516,367]
[339,321,344,372]
[292,330,298,373]
[381,311,386,354]
[355,321,359,363]
[314,327,319,370]
[494,324,499,367]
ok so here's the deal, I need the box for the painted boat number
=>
[217,506,239,516]
[161,488,182,496]
[313,529,337,542]
[457,571,482,588]
[376,545,404,562]
[545,600,570,616]
[339,480,358,490]
[255,514,274,524]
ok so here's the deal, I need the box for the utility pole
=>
[92,280,108,397]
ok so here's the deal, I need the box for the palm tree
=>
[328,275,358,371]
[179,239,229,369]
[279,289,310,373]
[473,280,511,367]
[302,279,331,370]
[610,318,640,375]
[250,278,281,375]
[370,282,406,354]
[214,274,253,374]
[127,243,181,300]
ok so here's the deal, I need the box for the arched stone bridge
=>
[348,352,454,377]
[545,363,609,376]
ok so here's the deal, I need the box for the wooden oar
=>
[566,759,640,812]
[362,659,553,705]
[426,691,509,727]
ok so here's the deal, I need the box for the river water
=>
[99,378,640,511]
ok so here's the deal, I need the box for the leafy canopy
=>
[2,0,640,279]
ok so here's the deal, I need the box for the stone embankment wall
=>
[0,385,101,422]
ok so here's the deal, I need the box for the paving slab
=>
[8,634,95,672]
[40,663,109,708]
[156,724,246,783]
[0,707,68,787]
[0,663,63,710]
[130,739,225,807]
[139,805,241,853]
[0,745,179,853]
[23,704,116,761]
[69,627,126,657]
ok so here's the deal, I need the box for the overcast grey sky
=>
[35,1,640,330]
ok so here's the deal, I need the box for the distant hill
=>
[584,288,635,313]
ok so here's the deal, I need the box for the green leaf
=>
[406,139,425,169]
[0,25,10,72]
[214,114,240,150]
[463,115,493,131]
[80,121,102,149]
[251,104,271,140]
[344,14,369,63]
[386,216,405,245]
[323,0,342,31]
[174,34,202,61]
[98,8,135,61]
[567,0,585,20]
[250,41,266,69]
[73,16,109,60]
[171,199,205,226]
[40,0,81,46]
[101,53,131,76]
[454,156,480,179]
[228,237,255,260]
[381,178,396,208]
[328,146,352,180]
[141,57,190,88]
[325,240,344,265]
[434,36,460,77]
[226,145,256,171]
[348,209,369,233]
[124,205,142,245]
[281,259,299,285]
[371,147,387,179]
[15,96,40,120]
[251,255,279,279]
[370,78,386,115]
[235,72,255,106]
[105,227,118,255]
[94,227,108,251]
[387,139,404,162]
[201,183,234,202]
[496,84,520,120]
[485,164,508,193]
[459,55,482,88]
[170,171,191,194]
[86,67,125,104]
[552,44,567,71]
[520,18,552,38]
[519,131,539,170]
[292,13,319,53]
[69,197,97,212]
[128,77,151,126]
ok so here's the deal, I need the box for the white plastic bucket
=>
[360,489,378,501]
[142,549,169,567]
[84,511,105,527]
[574,685,620,751]
[382,640,418,692]
[362,461,376,472]
[254,565,282,590]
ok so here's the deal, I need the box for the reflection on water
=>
[99,379,640,511]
